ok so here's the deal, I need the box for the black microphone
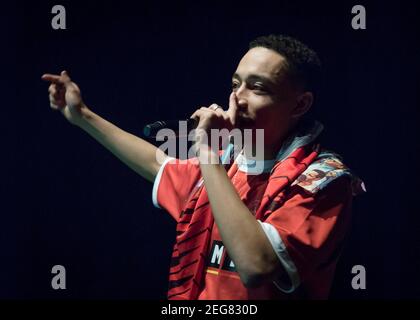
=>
[143,118,198,138]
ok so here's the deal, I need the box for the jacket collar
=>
[236,119,324,174]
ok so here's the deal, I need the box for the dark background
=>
[1,0,419,299]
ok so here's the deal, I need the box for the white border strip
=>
[258,220,301,293]
[152,156,175,209]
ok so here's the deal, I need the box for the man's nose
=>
[237,98,247,110]
[234,86,248,110]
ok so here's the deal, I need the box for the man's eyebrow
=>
[232,73,275,86]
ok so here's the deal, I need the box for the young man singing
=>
[42,34,364,299]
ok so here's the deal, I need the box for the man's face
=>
[307,171,321,179]
[325,158,344,169]
[232,47,301,147]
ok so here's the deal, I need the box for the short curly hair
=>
[249,34,322,96]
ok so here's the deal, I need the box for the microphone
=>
[143,118,198,138]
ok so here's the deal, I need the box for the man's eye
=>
[231,82,239,89]
[252,84,267,92]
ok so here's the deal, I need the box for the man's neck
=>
[240,122,300,161]
[242,141,283,161]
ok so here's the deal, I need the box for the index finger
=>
[41,74,63,84]
[226,91,238,126]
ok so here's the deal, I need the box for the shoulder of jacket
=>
[291,150,353,194]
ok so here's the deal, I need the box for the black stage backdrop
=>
[1,0,419,299]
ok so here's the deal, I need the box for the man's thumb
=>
[60,70,71,86]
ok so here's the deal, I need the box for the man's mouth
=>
[236,115,254,129]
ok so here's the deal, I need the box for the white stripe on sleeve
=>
[152,156,174,209]
[258,220,301,293]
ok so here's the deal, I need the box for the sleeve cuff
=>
[257,220,301,293]
[152,156,174,209]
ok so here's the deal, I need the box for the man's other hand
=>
[41,71,87,126]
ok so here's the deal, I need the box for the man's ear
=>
[291,92,313,119]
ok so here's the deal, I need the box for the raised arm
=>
[41,71,166,183]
